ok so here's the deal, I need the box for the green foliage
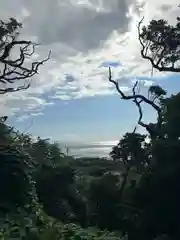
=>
[0,220,121,240]
[2,13,180,240]
[3,90,180,239]
[72,157,124,177]
[87,173,123,230]
[160,93,180,139]
[0,17,22,39]
[0,146,34,212]
[36,164,76,221]
[110,132,148,174]
[148,85,167,103]
[139,15,180,72]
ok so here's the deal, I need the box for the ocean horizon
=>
[58,140,119,158]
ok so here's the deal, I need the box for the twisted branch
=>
[108,67,163,138]
[109,67,161,113]
[0,20,51,93]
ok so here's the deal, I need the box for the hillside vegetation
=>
[1,9,180,240]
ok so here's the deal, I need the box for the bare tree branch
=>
[108,67,163,138]
[0,82,30,94]
[0,18,51,94]
[109,67,161,112]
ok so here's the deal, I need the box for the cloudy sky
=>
[1,0,180,157]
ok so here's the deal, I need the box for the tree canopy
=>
[138,12,180,73]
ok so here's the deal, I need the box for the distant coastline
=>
[58,140,118,157]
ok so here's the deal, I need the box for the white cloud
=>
[16,115,30,122]
[16,111,44,122]
[31,112,44,117]
[0,0,179,118]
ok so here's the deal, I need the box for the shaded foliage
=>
[138,13,180,72]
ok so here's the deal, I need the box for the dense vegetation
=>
[1,7,180,240]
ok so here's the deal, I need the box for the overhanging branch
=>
[0,17,51,94]
[108,67,163,138]
[109,67,161,112]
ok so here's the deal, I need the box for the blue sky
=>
[1,0,180,157]
[8,73,180,157]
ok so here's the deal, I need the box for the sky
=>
[0,0,180,157]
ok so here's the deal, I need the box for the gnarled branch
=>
[108,67,163,138]
[108,67,161,113]
[0,18,51,93]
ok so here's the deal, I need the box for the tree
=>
[88,172,122,230]
[36,164,74,220]
[123,92,180,240]
[0,18,50,93]
[138,8,180,73]
[160,93,180,139]
[0,123,35,214]
[108,12,180,236]
[109,67,166,140]
[110,132,148,198]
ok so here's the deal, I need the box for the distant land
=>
[58,140,118,158]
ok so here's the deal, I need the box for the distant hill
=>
[71,157,124,177]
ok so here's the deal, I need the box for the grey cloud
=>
[0,0,24,20]
[22,0,136,52]
[65,74,76,83]
[159,4,173,12]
